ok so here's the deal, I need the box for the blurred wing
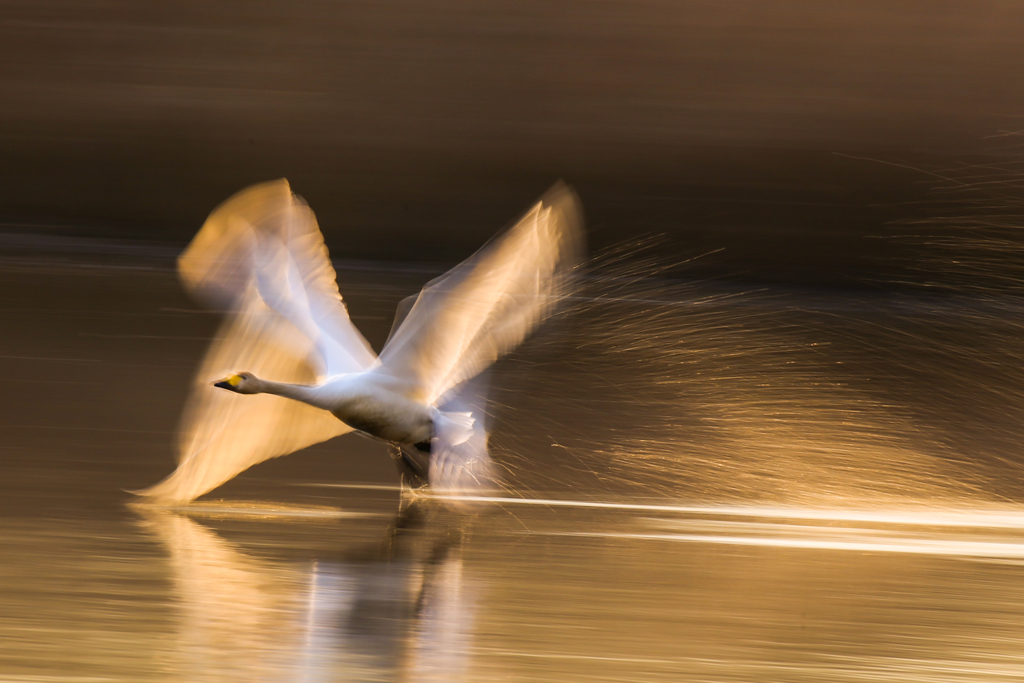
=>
[179,179,376,378]
[137,179,376,504]
[136,292,352,504]
[429,373,498,495]
[176,180,278,309]
[377,182,583,405]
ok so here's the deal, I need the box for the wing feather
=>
[136,292,352,503]
[377,183,582,404]
[179,179,376,378]
[137,180,375,504]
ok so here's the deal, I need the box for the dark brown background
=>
[3,0,1024,284]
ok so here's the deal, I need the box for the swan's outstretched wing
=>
[178,179,377,378]
[137,180,375,504]
[136,294,352,503]
[376,182,583,405]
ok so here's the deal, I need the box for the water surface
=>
[4,255,1024,682]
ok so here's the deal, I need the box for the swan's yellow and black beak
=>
[213,374,243,392]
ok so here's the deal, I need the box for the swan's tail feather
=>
[429,374,500,497]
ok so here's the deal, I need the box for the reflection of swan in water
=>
[135,503,478,682]
[373,504,476,681]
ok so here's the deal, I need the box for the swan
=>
[136,179,582,504]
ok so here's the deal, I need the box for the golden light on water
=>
[11,497,1024,682]
[7,225,1024,680]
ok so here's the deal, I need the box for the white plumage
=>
[136,179,582,504]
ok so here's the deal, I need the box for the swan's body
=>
[227,373,435,444]
[136,179,582,504]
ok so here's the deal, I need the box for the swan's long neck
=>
[253,378,333,411]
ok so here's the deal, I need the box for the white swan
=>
[136,179,582,504]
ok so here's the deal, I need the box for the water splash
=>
[487,239,1010,506]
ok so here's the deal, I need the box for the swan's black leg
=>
[390,440,431,488]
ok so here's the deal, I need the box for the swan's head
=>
[212,372,260,394]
